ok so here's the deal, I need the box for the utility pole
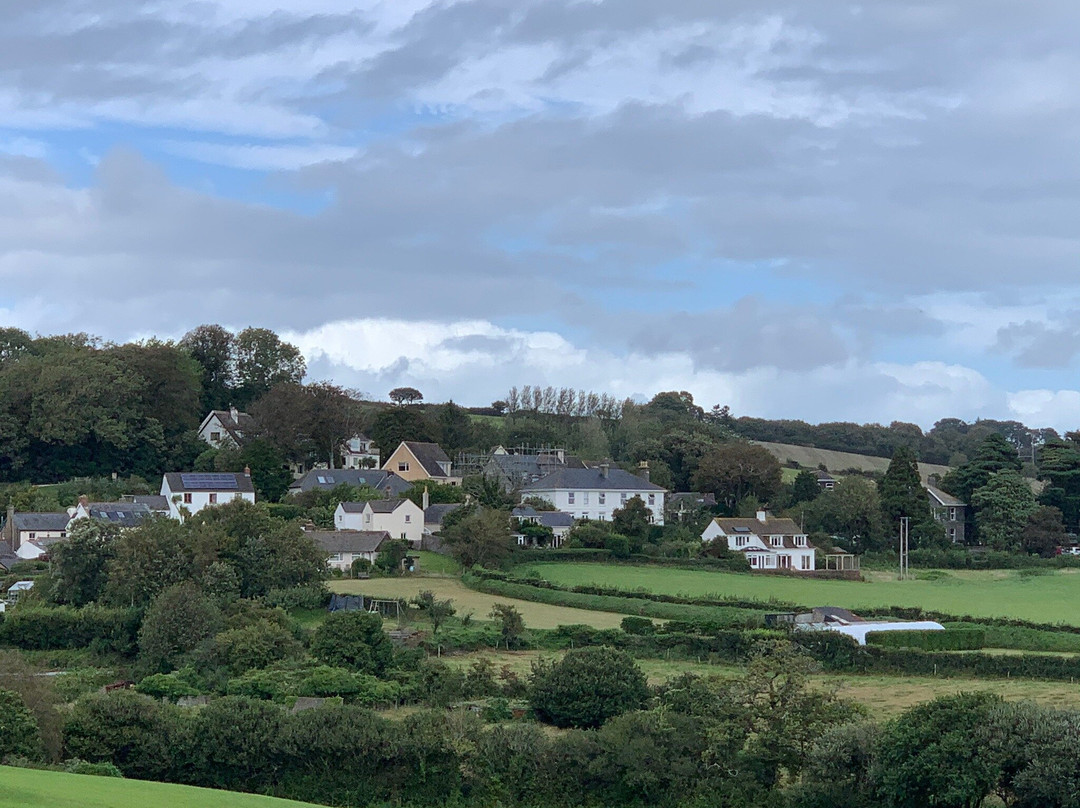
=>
[899,516,910,580]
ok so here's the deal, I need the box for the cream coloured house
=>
[308,530,390,572]
[381,441,461,485]
[701,511,816,572]
[334,498,424,547]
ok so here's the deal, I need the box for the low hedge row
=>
[475,567,801,612]
[463,572,765,627]
[866,628,985,651]
[0,606,141,655]
[509,550,750,572]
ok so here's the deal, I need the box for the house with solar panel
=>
[68,497,152,529]
[700,510,816,572]
[160,471,256,520]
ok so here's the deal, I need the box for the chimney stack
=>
[243,466,251,477]
[422,486,430,510]
[756,510,768,522]
[599,463,610,479]
[5,504,15,551]
[78,494,90,510]
[637,460,650,482]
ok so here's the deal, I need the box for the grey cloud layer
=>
[1,0,1080,424]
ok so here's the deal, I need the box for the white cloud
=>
[1007,389,1080,430]
[285,316,1012,428]
[163,140,359,171]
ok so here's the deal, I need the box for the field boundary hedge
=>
[463,572,766,626]
[484,566,1080,638]
[0,606,141,654]
[866,628,985,651]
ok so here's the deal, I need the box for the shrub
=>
[0,606,141,655]
[135,670,203,702]
[620,616,656,635]
[0,687,41,760]
[311,611,393,674]
[212,619,304,675]
[138,583,221,674]
[866,629,985,652]
[529,647,648,729]
[63,759,124,777]
[263,583,329,612]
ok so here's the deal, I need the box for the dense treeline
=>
[736,414,1058,467]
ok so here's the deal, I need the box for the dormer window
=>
[770,536,783,547]
[796,536,806,547]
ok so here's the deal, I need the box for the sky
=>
[2,1,1080,430]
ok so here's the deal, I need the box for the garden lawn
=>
[0,767,320,808]
[331,577,628,629]
[522,563,1080,625]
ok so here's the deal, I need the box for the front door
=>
[778,555,791,570]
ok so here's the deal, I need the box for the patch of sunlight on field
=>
[524,563,1080,624]
[331,577,628,629]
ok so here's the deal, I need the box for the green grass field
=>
[0,766,319,808]
[330,576,628,628]
[523,563,1080,625]
[414,551,461,575]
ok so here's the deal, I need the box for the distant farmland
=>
[752,440,952,483]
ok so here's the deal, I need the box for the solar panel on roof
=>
[733,527,752,533]
[180,473,240,490]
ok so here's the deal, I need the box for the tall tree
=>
[369,407,437,459]
[1023,505,1068,558]
[1037,439,1080,532]
[180,324,235,412]
[970,470,1037,552]
[939,433,1022,505]
[233,328,305,407]
[388,387,423,405]
[692,443,782,514]
[878,447,942,549]
[802,477,885,553]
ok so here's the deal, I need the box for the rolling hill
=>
[752,440,952,483]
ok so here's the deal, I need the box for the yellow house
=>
[381,441,461,485]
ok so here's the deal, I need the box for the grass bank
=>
[0,766,320,808]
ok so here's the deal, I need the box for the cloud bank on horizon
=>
[2,1,1080,429]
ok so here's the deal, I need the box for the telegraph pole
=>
[899,516,910,580]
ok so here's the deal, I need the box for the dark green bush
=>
[0,606,141,655]
[866,628,985,651]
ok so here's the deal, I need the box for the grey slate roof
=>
[402,442,453,478]
[521,466,666,492]
[0,542,18,570]
[289,469,411,496]
[366,499,409,514]
[424,503,462,526]
[927,485,965,508]
[206,409,255,444]
[309,530,390,554]
[11,512,71,532]
[163,472,256,494]
[126,495,169,512]
[512,506,575,528]
[86,502,152,528]
[537,511,575,528]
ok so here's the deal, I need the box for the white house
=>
[198,407,255,449]
[520,464,667,525]
[68,497,152,529]
[511,506,575,547]
[308,530,390,572]
[334,498,424,547]
[161,472,256,520]
[341,434,380,469]
[701,511,816,572]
